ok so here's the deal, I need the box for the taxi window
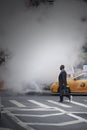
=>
[76,74,87,80]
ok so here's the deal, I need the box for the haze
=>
[0,0,87,92]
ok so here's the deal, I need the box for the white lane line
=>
[9,100,26,107]
[26,100,87,126]
[66,100,87,108]
[5,110,36,130]
[25,120,83,126]
[68,113,87,122]
[48,100,72,108]
[14,113,64,117]
[28,100,50,108]
[70,111,87,114]
[4,107,58,111]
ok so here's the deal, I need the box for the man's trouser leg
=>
[60,92,63,102]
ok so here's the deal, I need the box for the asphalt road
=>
[0,90,87,130]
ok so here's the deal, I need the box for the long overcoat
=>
[58,69,67,93]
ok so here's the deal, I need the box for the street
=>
[0,91,87,130]
[0,0,87,129]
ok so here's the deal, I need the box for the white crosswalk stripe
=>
[9,100,26,107]
[47,100,72,108]
[8,99,87,109]
[66,100,87,108]
[4,99,87,128]
[28,100,50,108]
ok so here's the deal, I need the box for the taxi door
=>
[68,74,87,93]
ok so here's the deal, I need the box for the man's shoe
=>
[69,95,72,102]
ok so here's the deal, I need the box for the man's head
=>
[60,65,65,70]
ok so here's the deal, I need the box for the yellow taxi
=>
[50,72,87,93]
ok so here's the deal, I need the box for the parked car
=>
[50,72,87,93]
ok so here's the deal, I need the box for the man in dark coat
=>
[58,65,70,102]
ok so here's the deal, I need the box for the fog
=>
[0,0,87,92]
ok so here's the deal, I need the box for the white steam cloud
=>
[0,0,87,92]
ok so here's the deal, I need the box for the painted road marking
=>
[28,100,50,108]
[4,99,87,127]
[4,107,57,111]
[66,100,87,108]
[6,108,83,128]
[24,120,83,126]
[4,107,58,111]
[67,113,87,122]
[9,100,26,107]
[13,112,64,117]
[47,100,72,108]
[70,111,87,114]
[5,110,35,130]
